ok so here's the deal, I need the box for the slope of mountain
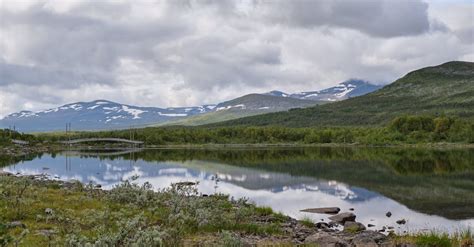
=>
[289,79,382,102]
[263,79,382,102]
[209,61,474,127]
[0,100,216,132]
[161,94,322,126]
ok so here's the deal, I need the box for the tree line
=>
[2,115,473,146]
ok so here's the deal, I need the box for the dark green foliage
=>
[0,222,13,246]
[35,115,474,145]
[0,129,36,146]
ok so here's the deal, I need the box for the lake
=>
[2,147,473,233]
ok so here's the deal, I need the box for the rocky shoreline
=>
[0,145,53,156]
[0,171,428,246]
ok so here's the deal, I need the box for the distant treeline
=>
[0,129,36,146]
[28,115,474,145]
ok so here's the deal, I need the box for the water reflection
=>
[2,147,474,233]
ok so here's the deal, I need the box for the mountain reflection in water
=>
[2,147,473,233]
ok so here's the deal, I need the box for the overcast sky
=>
[0,0,473,117]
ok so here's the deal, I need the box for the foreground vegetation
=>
[1,175,472,246]
[0,175,289,246]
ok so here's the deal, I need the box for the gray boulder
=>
[328,212,356,224]
[344,221,366,232]
[304,232,349,246]
[301,207,341,214]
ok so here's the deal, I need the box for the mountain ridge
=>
[1,79,383,132]
[207,61,474,128]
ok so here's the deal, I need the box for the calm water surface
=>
[2,147,473,233]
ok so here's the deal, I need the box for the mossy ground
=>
[0,175,288,246]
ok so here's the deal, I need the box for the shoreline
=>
[1,172,470,246]
[2,141,474,156]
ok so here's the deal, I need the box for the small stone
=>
[37,229,55,236]
[328,221,339,228]
[300,207,341,214]
[94,184,102,188]
[8,221,25,228]
[45,208,53,215]
[344,221,366,232]
[386,211,392,217]
[175,181,196,186]
[396,219,407,225]
[349,208,354,211]
[328,212,356,224]
[368,224,375,227]
[315,222,329,229]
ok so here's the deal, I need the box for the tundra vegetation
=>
[0,175,288,246]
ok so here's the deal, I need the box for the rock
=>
[45,208,54,215]
[175,181,196,186]
[352,231,387,247]
[396,219,407,225]
[37,229,56,236]
[328,221,339,228]
[328,212,356,224]
[0,171,13,176]
[316,222,330,229]
[301,207,340,214]
[304,232,349,246]
[367,224,375,228]
[343,221,366,232]
[95,184,102,188]
[349,208,354,211]
[386,211,392,217]
[8,221,25,228]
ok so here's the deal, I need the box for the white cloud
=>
[0,0,472,118]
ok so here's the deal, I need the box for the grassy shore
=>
[0,174,289,246]
[1,174,472,246]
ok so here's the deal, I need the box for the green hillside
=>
[163,94,322,126]
[209,61,474,127]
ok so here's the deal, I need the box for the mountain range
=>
[210,61,474,127]
[0,79,382,132]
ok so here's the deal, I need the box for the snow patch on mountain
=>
[216,104,246,111]
[158,112,188,117]
[121,106,146,119]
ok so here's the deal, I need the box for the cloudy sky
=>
[0,0,473,117]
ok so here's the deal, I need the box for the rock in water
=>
[328,212,356,224]
[344,221,366,232]
[386,211,392,217]
[396,219,407,225]
[300,207,341,214]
